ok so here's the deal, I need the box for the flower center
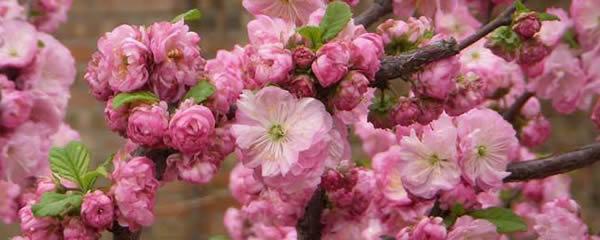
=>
[168,48,183,60]
[268,124,286,141]
[428,154,441,165]
[477,145,487,157]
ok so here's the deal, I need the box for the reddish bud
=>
[286,74,316,98]
[518,39,550,66]
[513,13,542,39]
[292,46,316,69]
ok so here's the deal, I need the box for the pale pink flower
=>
[1,123,51,185]
[97,24,150,93]
[247,15,295,46]
[242,189,308,226]
[242,0,325,25]
[81,190,114,230]
[528,44,586,114]
[0,0,25,20]
[0,181,20,224]
[165,100,215,154]
[447,216,500,240]
[231,86,332,176]
[571,0,600,50]
[19,204,61,240]
[439,181,479,210]
[353,120,396,158]
[312,41,350,87]
[457,108,517,190]
[533,198,589,240]
[30,0,72,33]
[397,217,447,240]
[397,114,461,199]
[50,124,80,148]
[372,146,411,204]
[126,102,169,147]
[435,4,481,41]
[538,8,572,47]
[0,20,37,68]
[111,157,159,231]
[62,218,99,240]
[205,48,245,114]
[224,208,245,240]
[246,44,294,86]
[0,89,33,129]
[230,163,264,205]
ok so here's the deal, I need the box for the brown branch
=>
[458,2,516,51]
[354,0,393,28]
[502,91,534,124]
[504,143,600,182]
[296,186,326,240]
[111,224,141,240]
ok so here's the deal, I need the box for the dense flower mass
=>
[8,0,600,239]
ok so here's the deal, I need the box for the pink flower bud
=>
[518,39,550,66]
[513,13,542,39]
[521,97,541,119]
[246,44,293,86]
[332,71,369,111]
[103,98,129,135]
[63,218,99,240]
[286,74,316,98]
[312,41,350,87]
[292,46,316,69]
[81,190,114,230]
[350,33,384,79]
[165,100,215,154]
[126,102,169,147]
[392,97,420,126]
[521,116,551,147]
[0,90,33,129]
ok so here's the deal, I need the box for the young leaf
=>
[184,80,216,104]
[514,0,530,14]
[49,141,91,190]
[537,12,560,22]
[319,1,352,42]
[32,192,83,217]
[443,204,466,227]
[468,207,527,233]
[563,29,580,49]
[297,26,323,49]
[173,9,202,23]
[112,91,159,109]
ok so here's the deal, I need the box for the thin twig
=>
[458,2,516,50]
[502,91,534,124]
[354,0,393,27]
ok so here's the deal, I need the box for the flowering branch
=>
[502,91,534,123]
[354,0,393,27]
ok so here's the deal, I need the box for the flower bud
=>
[513,13,542,39]
[518,39,550,66]
[126,102,169,147]
[286,74,316,98]
[391,97,420,126]
[0,90,33,129]
[165,99,215,154]
[81,190,114,230]
[292,46,316,69]
[322,169,345,192]
[312,41,350,87]
[332,71,369,111]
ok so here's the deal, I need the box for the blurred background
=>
[1,0,598,239]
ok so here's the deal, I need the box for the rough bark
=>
[354,0,393,27]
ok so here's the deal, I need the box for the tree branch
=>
[502,91,534,124]
[458,2,516,51]
[296,186,326,240]
[504,143,600,182]
[354,0,393,28]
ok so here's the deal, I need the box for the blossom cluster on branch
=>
[4,0,600,240]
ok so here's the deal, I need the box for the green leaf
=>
[514,0,530,14]
[298,26,324,49]
[80,171,102,192]
[562,29,580,49]
[489,26,522,51]
[112,91,159,109]
[208,235,230,240]
[32,192,83,217]
[173,9,202,23]
[538,12,560,21]
[49,141,91,191]
[443,204,466,227]
[184,80,215,104]
[468,207,527,233]
[319,1,353,42]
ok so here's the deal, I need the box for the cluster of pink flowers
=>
[0,0,78,226]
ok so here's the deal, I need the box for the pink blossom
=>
[165,100,215,154]
[571,0,600,50]
[353,120,396,158]
[242,189,308,226]
[247,15,295,46]
[392,0,451,18]
[520,97,541,119]
[0,89,33,129]
[376,17,433,53]
[19,204,61,240]
[50,124,80,148]
[445,72,485,116]
[242,0,325,25]
[520,116,551,147]
[104,98,129,134]
[457,108,517,190]
[0,0,25,20]
[397,114,461,198]
[327,168,376,217]
[349,33,384,79]
[126,102,169,147]
[1,123,51,185]
[521,174,571,203]
[435,4,481,41]
[439,181,479,210]
[415,98,444,125]
[30,0,72,33]
[447,216,500,240]
[81,190,114,230]
[166,152,220,184]
[230,163,264,204]
[111,157,159,231]
[224,208,244,240]
[312,41,350,87]
[231,87,332,176]
[246,44,293,86]
[85,52,112,101]
[372,146,411,204]
[0,20,38,68]
[533,198,589,240]
[293,47,316,70]
[285,74,316,98]
[414,56,460,100]
[98,24,150,93]
[205,48,245,114]
[62,218,99,240]
[392,97,420,126]
[538,8,572,47]
[397,217,447,240]
[332,71,369,111]
[0,181,20,224]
